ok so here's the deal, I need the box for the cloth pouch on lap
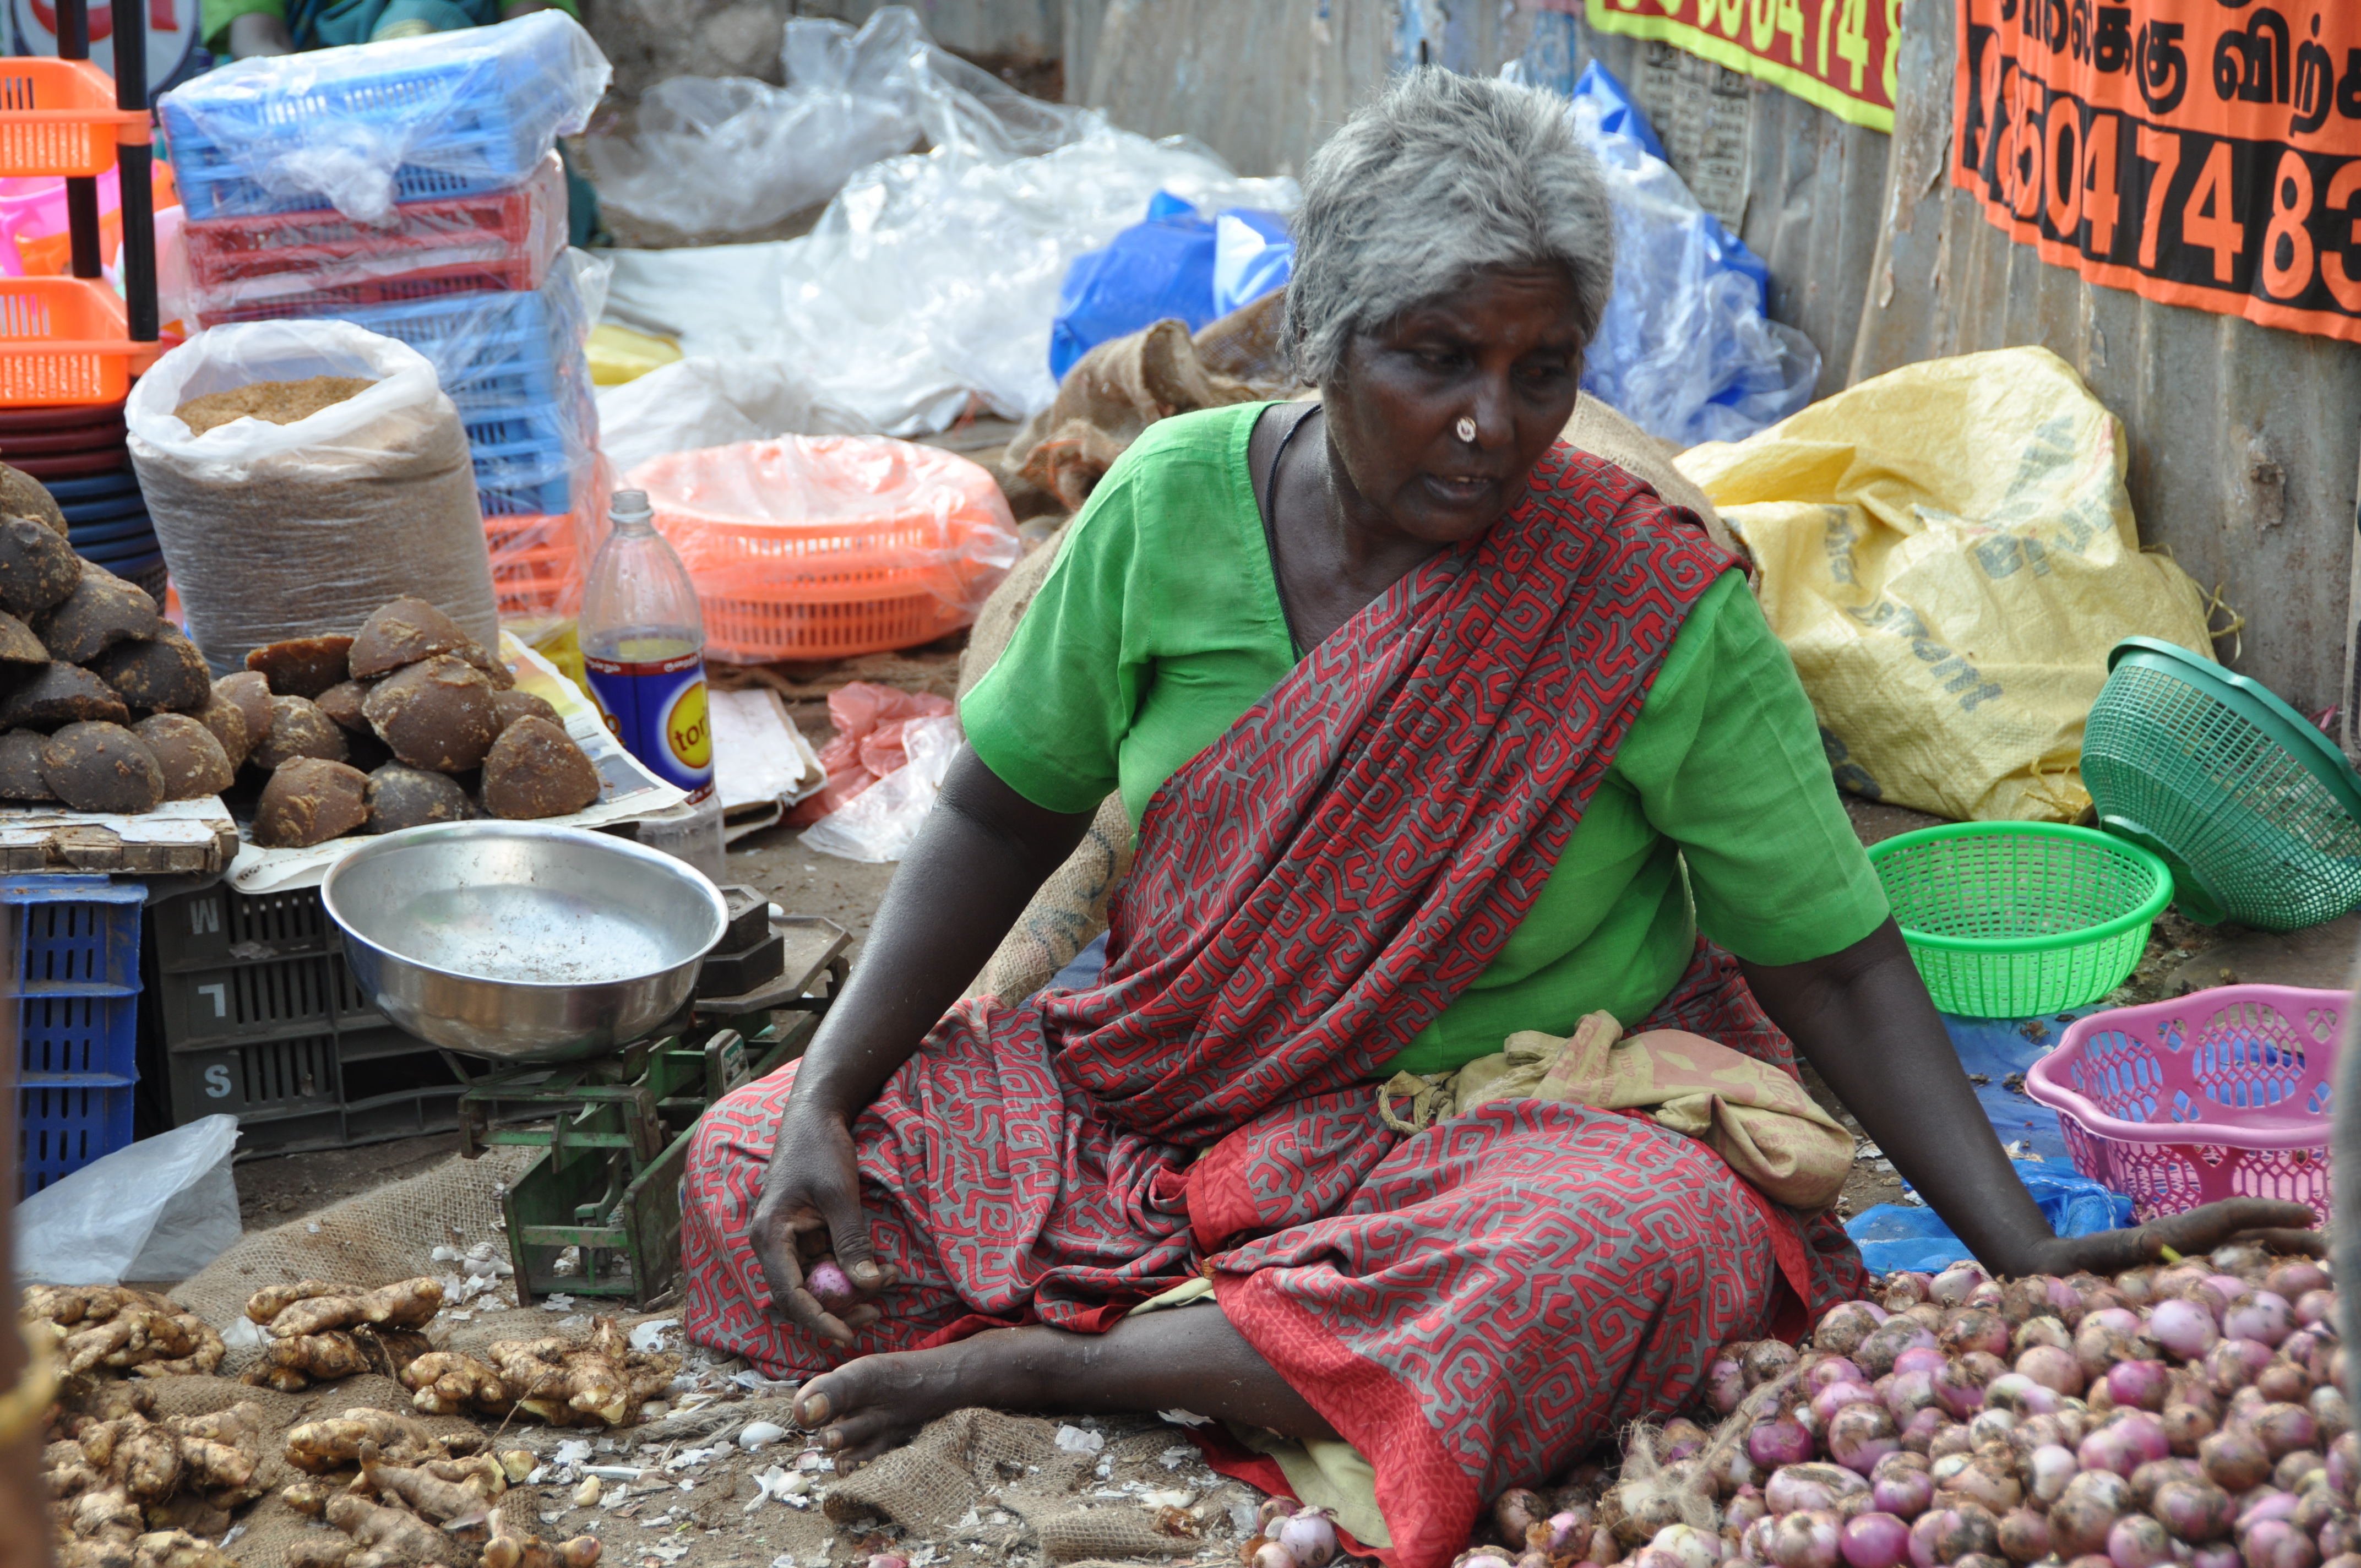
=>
[1379,1010,1853,1209]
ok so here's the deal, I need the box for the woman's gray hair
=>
[1283,68,1614,385]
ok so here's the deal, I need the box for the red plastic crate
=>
[182,153,563,324]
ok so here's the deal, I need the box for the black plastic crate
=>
[145,883,454,1153]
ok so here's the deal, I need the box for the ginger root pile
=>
[240,1277,443,1392]
[398,1317,677,1428]
[41,1379,268,1568]
[280,1412,589,1568]
[24,1286,227,1379]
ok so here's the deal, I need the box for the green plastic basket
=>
[1867,822,2172,1017]
[2080,638,2361,932]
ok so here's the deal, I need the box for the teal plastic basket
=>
[2081,638,2361,932]
[1868,823,2173,1018]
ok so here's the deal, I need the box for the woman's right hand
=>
[748,1101,900,1346]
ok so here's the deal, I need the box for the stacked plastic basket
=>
[156,14,608,617]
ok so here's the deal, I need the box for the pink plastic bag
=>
[787,681,955,826]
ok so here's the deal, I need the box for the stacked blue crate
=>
[8,875,144,1196]
[157,13,604,527]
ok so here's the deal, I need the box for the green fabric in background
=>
[962,402,1890,1076]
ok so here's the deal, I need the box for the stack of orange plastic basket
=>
[0,57,149,405]
[629,435,1021,664]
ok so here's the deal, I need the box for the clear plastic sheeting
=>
[157,10,611,225]
[801,712,961,863]
[591,4,1296,443]
[165,153,570,328]
[773,129,1293,431]
[583,8,933,238]
[127,320,498,675]
[626,436,1019,664]
[1556,60,1818,449]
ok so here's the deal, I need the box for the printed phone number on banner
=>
[1957,0,2361,344]
[1584,0,1901,133]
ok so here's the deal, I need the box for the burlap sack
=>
[1190,288,1296,394]
[1006,319,1262,514]
[175,1146,537,1336]
[823,1408,1199,1562]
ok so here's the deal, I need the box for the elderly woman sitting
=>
[679,69,2311,1565]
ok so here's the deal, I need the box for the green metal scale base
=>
[449,916,850,1308]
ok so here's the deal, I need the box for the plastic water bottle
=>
[580,489,726,883]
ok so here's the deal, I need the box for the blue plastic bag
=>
[1563,61,1816,448]
[1049,193,1292,383]
[1846,1164,2133,1276]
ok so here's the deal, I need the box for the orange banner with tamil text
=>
[1956,0,2361,344]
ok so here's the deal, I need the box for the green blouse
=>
[961,404,1889,1076]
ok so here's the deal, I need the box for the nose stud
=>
[1455,416,1477,443]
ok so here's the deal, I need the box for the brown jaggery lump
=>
[480,717,599,820]
[244,635,352,699]
[0,610,44,666]
[456,638,514,690]
[314,679,373,732]
[133,715,234,801]
[0,729,52,799]
[174,377,373,437]
[253,756,368,847]
[0,515,81,616]
[366,763,476,833]
[0,663,128,730]
[89,630,211,714]
[192,693,251,770]
[490,689,561,733]
[0,464,64,535]
[362,655,497,773]
[250,695,347,771]
[39,722,162,814]
[347,597,469,679]
[34,565,161,663]
[211,673,273,749]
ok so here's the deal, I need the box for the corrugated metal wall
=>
[1851,0,2361,721]
[794,0,1063,59]
[1066,0,1539,176]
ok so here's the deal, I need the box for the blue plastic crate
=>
[8,875,144,1195]
[158,14,592,221]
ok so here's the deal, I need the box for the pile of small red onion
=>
[1457,1246,2347,1568]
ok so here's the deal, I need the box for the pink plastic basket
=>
[2023,985,2343,1224]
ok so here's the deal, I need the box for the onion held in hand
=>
[806,1259,857,1311]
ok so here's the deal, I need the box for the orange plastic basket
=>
[0,277,139,405]
[0,60,148,178]
[630,437,1020,665]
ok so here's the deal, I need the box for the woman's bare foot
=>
[794,1330,1040,1469]
[791,1311,1338,1473]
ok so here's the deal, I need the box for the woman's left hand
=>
[2017,1197,2324,1278]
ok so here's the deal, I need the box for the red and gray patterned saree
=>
[682,447,1867,1566]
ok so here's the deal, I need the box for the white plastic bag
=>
[156,11,610,226]
[583,9,931,237]
[15,1115,242,1285]
[801,714,961,862]
[127,320,498,674]
[1559,62,1819,448]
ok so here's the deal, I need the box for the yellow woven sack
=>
[1378,1011,1854,1210]
[1673,346,2216,823]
